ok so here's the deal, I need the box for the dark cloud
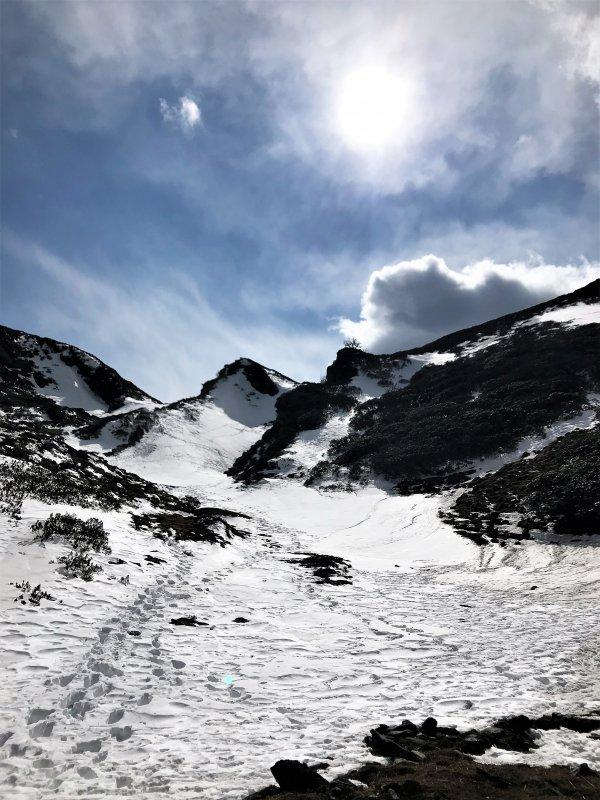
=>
[339,256,600,352]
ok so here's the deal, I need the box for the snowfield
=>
[1,470,599,799]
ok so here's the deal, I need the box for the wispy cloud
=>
[159,95,201,132]
[339,254,600,352]
[4,233,337,400]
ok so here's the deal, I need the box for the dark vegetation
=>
[286,552,352,585]
[11,580,55,606]
[32,513,110,553]
[0,330,249,549]
[170,615,208,627]
[30,512,109,581]
[0,324,157,412]
[130,508,250,545]
[246,713,600,799]
[327,279,599,386]
[443,427,600,544]
[57,550,102,581]
[228,382,357,483]
[230,282,599,489]
[312,323,600,493]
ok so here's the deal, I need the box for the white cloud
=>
[32,2,599,193]
[159,95,201,132]
[338,254,600,352]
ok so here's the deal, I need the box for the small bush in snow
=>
[57,550,101,582]
[32,513,110,554]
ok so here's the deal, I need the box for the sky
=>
[1,0,599,401]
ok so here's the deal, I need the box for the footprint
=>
[110,726,133,742]
[108,708,124,724]
[137,693,152,706]
[77,766,97,779]
[88,660,123,678]
[73,738,103,754]
[33,757,54,769]
[27,709,55,725]
[30,721,55,738]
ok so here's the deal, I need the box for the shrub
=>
[57,550,101,581]
[32,513,110,554]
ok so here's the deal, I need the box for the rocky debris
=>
[270,759,330,792]
[248,749,600,800]
[364,713,600,760]
[169,615,208,627]
[286,552,352,586]
[245,713,600,799]
[131,509,250,545]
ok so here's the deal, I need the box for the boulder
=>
[270,759,329,792]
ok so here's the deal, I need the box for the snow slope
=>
[1,480,599,799]
[111,360,297,484]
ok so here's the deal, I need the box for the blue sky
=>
[2,1,599,400]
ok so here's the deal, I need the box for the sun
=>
[335,65,415,152]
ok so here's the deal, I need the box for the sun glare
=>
[335,66,415,151]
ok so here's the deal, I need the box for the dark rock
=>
[327,776,361,798]
[170,615,208,627]
[145,555,166,565]
[345,761,385,784]
[421,717,438,736]
[127,630,141,636]
[400,720,419,733]
[245,787,281,799]
[234,617,250,623]
[379,779,425,799]
[365,729,422,761]
[270,759,329,792]
[576,762,597,776]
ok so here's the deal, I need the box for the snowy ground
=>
[1,471,599,799]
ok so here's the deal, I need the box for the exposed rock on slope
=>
[442,426,600,543]
[0,326,247,546]
[228,280,599,493]
[0,325,158,414]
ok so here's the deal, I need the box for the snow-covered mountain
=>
[1,280,599,799]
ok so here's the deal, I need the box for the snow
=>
[277,413,354,476]
[528,301,600,327]
[349,352,456,401]
[3,467,600,798]
[206,370,285,428]
[32,354,108,414]
[479,728,600,769]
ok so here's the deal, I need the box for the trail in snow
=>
[1,480,600,799]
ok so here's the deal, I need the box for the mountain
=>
[78,357,297,486]
[0,281,599,799]
[228,281,599,491]
[0,325,159,416]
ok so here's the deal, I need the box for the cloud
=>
[159,95,201,132]
[4,234,337,401]
[338,255,600,352]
